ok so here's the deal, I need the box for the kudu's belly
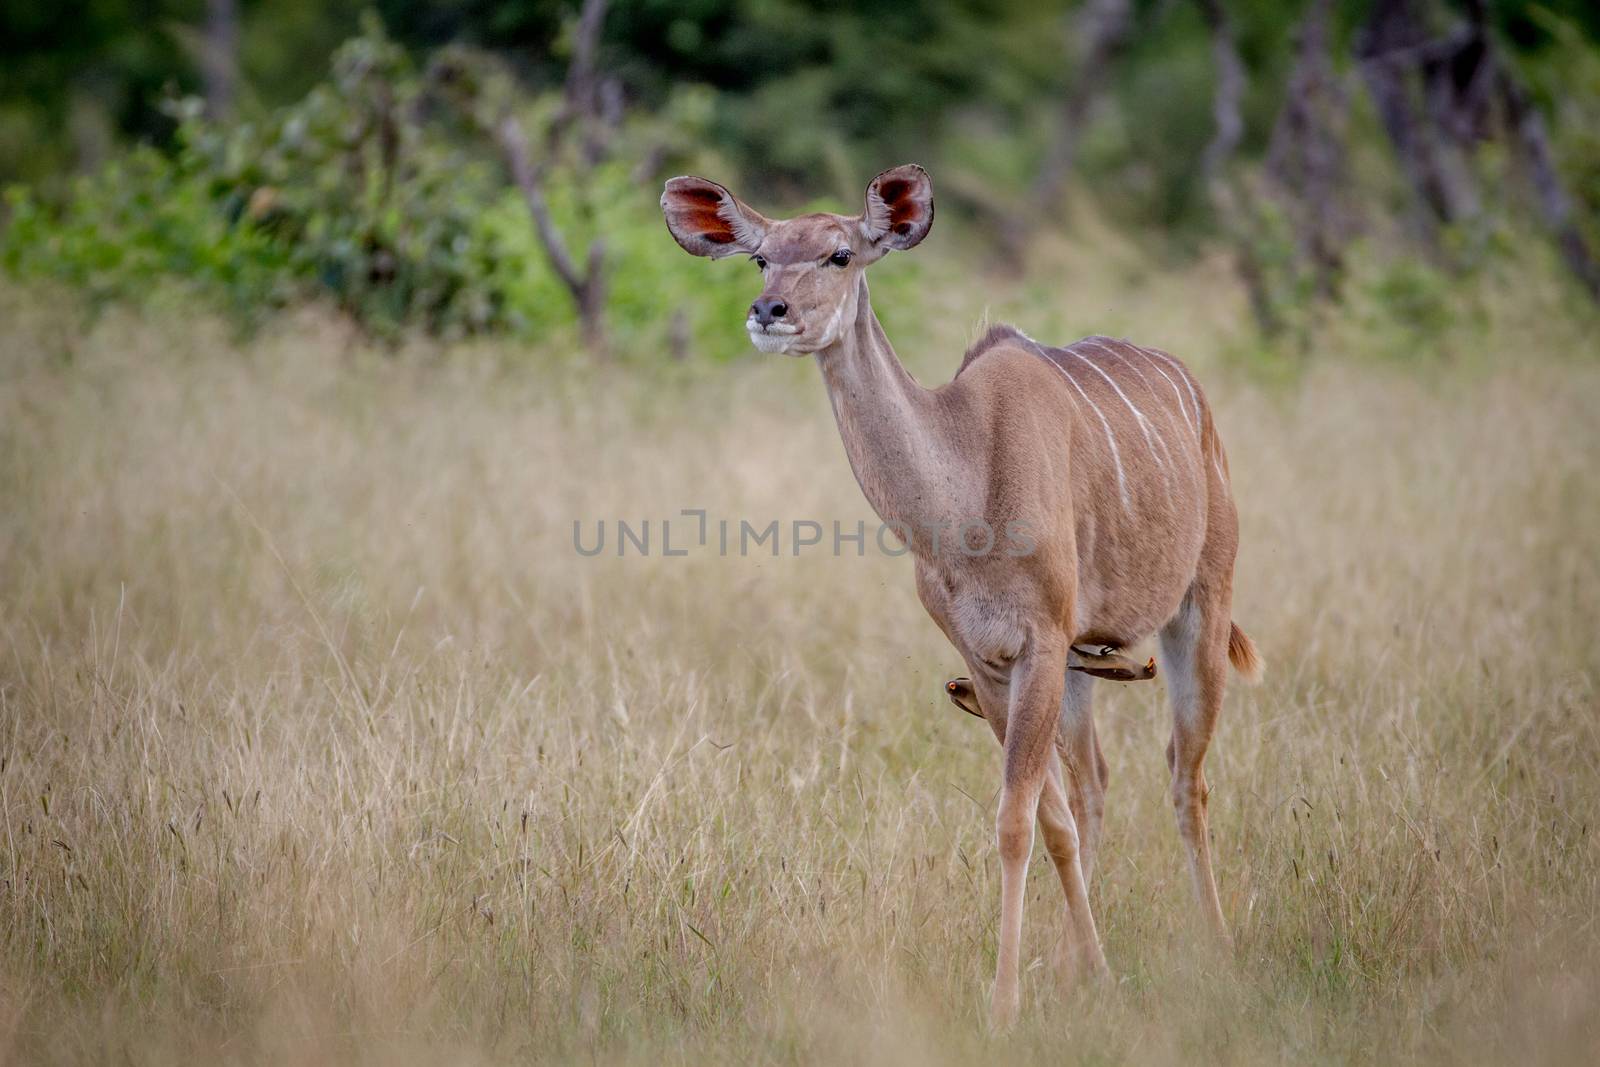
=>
[1068,489,1209,647]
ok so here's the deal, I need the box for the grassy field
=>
[2,241,1598,1065]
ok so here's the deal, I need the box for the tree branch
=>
[200,0,239,122]
[1195,0,1276,336]
[1265,0,1350,301]
[496,113,608,351]
[1498,56,1600,301]
[1196,0,1245,187]
[1030,0,1132,217]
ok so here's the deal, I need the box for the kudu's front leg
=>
[985,637,1071,1028]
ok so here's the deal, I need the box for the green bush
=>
[175,25,524,338]
[2,149,293,320]
[0,20,761,359]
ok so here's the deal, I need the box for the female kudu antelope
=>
[661,165,1262,1026]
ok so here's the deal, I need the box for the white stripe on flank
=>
[1043,356,1131,510]
[1071,344,1172,480]
[1130,347,1198,436]
[1141,347,1203,436]
[1075,337,1177,470]
[1081,340,1178,473]
[1099,343,1196,464]
[1212,450,1231,502]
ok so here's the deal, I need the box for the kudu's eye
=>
[829,249,854,267]
[752,255,768,270]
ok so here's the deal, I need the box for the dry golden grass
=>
[1,248,1598,1064]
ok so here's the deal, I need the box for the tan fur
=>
[663,166,1262,1027]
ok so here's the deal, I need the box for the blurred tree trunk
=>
[201,0,240,122]
[558,0,618,168]
[496,114,608,355]
[1500,68,1600,301]
[1459,0,1599,302]
[1029,0,1132,219]
[1356,0,1478,249]
[1195,0,1279,336]
[434,0,614,356]
[547,0,611,355]
[1196,0,1244,186]
[989,0,1132,268]
[67,84,115,173]
[1265,0,1351,301]
[1357,0,1598,303]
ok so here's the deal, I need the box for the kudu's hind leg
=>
[1159,591,1232,943]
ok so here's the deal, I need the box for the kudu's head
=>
[660,165,933,355]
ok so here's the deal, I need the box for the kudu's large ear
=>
[661,176,770,259]
[859,164,934,254]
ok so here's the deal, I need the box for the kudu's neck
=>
[814,277,960,539]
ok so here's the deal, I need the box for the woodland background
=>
[4,0,1600,352]
[2,2,1599,1065]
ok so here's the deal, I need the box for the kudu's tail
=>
[1228,623,1264,685]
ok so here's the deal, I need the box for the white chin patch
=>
[749,332,795,354]
[747,321,801,354]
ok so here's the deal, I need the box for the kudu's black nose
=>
[750,296,788,326]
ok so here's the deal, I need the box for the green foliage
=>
[1081,12,1220,233]
[0,18,759,357]
[5,4,1599,355]
[167,23,516,338]
[1357,258,1460,357]
[470,158,760,361]
[1524,8,1600,250]
[2,148,294,320]
[7,1,1600,212]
